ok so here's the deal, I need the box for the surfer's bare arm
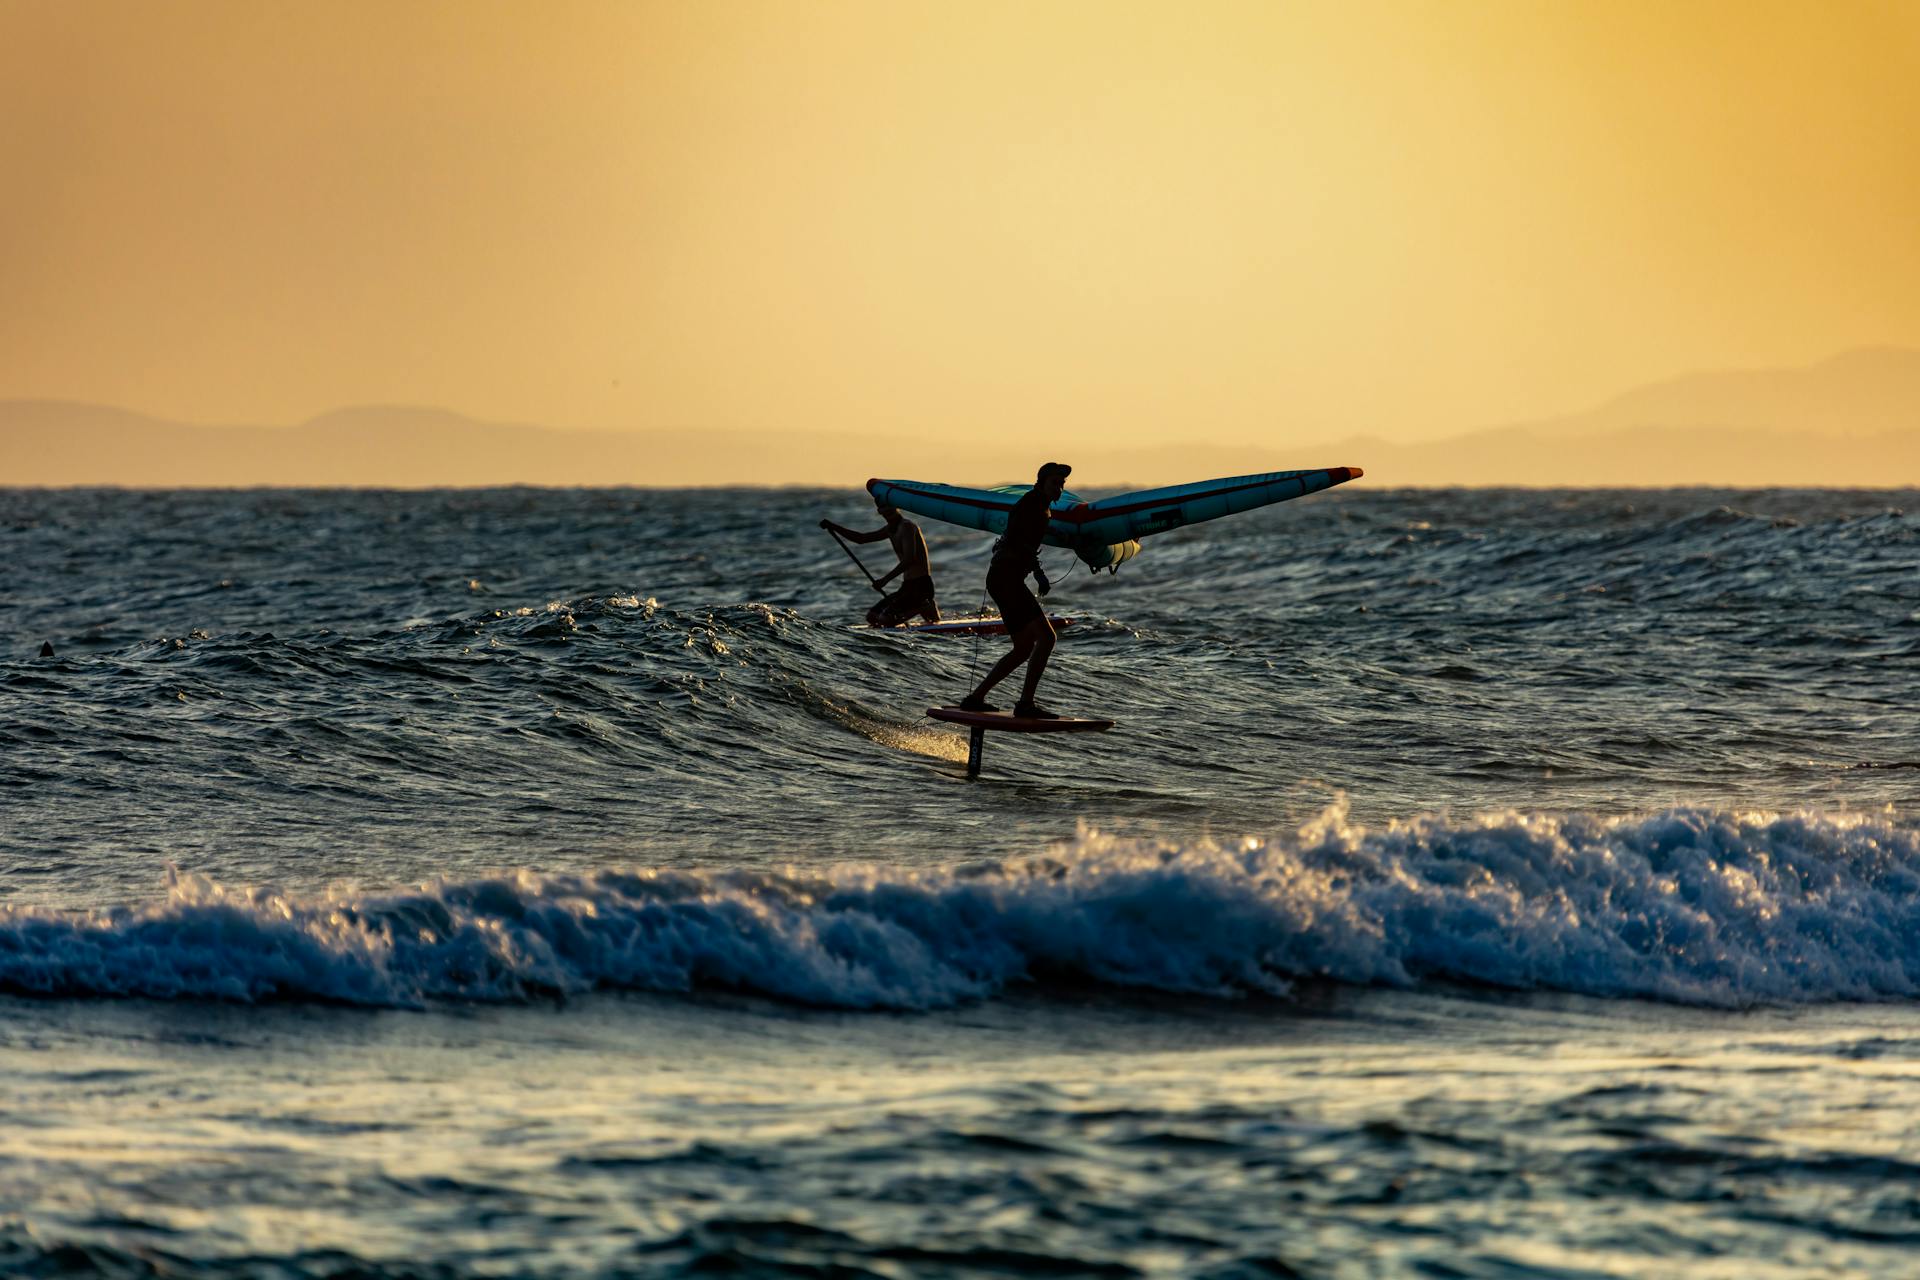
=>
[819,519,889,544]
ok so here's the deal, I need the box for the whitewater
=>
[9,807,1920,1012]
[3,484,1918,1277]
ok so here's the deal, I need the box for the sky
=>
[3,0,1918,460]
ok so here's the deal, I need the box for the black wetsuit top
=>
[990,488,1051,579]
[986,487,1051,631]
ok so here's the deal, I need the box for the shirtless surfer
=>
[960,461,1070,719]
[820,500,941,626]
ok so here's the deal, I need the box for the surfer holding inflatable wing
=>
[961,462,1071,719]
[820,499,941,627]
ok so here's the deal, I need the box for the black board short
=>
[986,564,1043,633]
[868,575,937,626]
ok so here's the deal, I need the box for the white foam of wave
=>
[4,803,1919,1009]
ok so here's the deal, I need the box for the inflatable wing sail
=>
[868,466,1361,571]
[1070,467,1362,544]
[865,478,1140,568]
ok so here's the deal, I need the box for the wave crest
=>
[5,804,1919,1010]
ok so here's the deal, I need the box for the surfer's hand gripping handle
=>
[822,521,884,590]
[1035,568,1051,596]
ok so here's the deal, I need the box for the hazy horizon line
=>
[7,342,1916,444]
[7,345,1918,488]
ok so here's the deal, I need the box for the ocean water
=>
[3,484,1918,1278]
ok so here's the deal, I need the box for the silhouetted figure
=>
[962,462,1070,718]
[821,499,941,626]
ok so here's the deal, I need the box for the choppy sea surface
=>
[3,484,1918,1278]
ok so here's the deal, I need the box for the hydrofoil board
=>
[858,614,1075,637]
[927,706,1114,733]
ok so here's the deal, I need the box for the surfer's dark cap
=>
[1037,461,1071,482]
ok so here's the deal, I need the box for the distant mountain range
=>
[5,348,1917,487]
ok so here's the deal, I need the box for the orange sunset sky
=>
[3,0,1918,481]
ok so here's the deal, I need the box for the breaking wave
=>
[6,804,1920,1011]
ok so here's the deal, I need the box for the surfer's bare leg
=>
[1015,617,1056,708]
[967,633,1036,705]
